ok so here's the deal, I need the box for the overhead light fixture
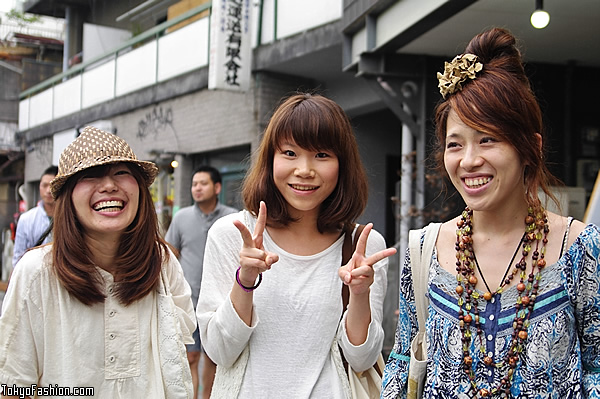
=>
[530,0,550,29]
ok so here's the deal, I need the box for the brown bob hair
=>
[434,28,560,208]
[51,163,168,306]
[242,92,369,233]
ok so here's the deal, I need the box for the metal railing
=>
[0,12,64,41]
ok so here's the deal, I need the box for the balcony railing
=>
[0,13,65,41]
[18,0,342,132]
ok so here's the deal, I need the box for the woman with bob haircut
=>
[0,126,196,398]
[197,92,396,398]
[382,28,600,398]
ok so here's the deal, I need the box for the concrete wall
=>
[110,89,256,159]
[0,63,20,123]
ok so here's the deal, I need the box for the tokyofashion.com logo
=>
[1,384,95,397]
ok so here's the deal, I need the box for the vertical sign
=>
[208,0,253,91]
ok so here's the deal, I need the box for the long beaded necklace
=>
[455,206,549,398]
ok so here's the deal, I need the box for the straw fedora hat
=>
[50,126,159,199]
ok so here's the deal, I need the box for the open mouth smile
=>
[464,177,491,188]
[93,200,124,212]
[290,184,318,192]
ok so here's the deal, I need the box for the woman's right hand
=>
[232,201,279,288]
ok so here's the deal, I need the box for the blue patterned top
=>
[382,222,600,398]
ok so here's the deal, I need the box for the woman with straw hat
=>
[0,126,196,398]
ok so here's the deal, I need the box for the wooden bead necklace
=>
[455,206,549,398]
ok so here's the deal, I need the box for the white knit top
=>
[197,211,389,398]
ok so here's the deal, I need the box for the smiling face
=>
[72,163,140,240]
[273,140,339,220]
[444,109,526,213]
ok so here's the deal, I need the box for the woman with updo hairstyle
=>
[382,28,600,398]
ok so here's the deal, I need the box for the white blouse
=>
[0,245,195,398]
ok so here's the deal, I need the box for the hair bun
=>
[465,27,527,83]
[466,27,521,63]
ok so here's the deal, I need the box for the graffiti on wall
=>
[34,137,53,165]
[137,106,178,143]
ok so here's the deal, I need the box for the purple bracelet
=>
[235,266,262,292]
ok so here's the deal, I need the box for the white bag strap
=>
[408,223,442,332]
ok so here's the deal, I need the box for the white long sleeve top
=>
[197,211,389,398]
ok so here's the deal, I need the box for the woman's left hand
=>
[338,223,397,295]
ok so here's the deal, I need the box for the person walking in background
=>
[12,165,58,267]
[166,165,237,399]
[382,28,600,397]
[197,93,396,397]
[0,126,196,397]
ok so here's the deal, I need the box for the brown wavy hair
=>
[52,163,168,306]
[242,92,368,233]
[434,27,560,209]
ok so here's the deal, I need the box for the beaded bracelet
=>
[235,266,262,292]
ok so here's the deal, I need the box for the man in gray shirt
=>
[165,166,237,399]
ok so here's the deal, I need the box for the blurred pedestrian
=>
[12,165,57,267]
[166,165,237,399]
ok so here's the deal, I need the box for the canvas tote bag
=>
[407,223,441,399]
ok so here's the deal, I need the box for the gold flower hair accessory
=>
[437,53,483,99]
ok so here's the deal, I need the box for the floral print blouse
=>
[382,222,600,398]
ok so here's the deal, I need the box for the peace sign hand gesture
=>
[338,223,397,296]
[232,201,279,288]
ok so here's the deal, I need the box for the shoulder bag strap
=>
[408,223,441,332]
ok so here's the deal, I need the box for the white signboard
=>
[208,0,253,91]
[52,129,78,166]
